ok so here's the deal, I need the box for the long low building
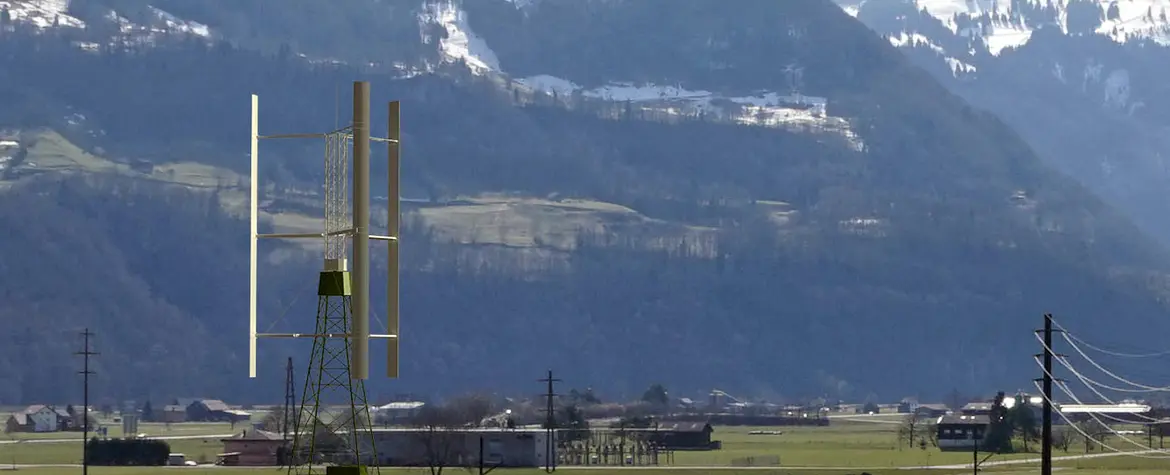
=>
[365,428,554,468]
[1059,404,1152,414]
[1059,403,1153,424]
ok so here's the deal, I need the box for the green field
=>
[3,417,1170,475]
[5,422,239,441]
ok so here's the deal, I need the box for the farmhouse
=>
[183,399,251,423]
[219,429,287,466]
[5,405,61,433]
[936,414,989,451]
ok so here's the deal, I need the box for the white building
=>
[372,401,426,426]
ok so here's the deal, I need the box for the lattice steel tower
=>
[249,82,402,473]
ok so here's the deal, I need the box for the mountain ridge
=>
[0,0,1168,403]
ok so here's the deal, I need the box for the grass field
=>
[6,416,1170,474]
[7,423,238,441]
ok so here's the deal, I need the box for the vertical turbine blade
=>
[351,81,371,380]
[387,100,401,379]
[249,94,259,379]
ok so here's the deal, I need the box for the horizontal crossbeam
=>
[258,133,329,140]
[260,134,397,144]
[257,333,398,339]
[258,232,397,241]
[258,228,356,240]
[341,134,398,144]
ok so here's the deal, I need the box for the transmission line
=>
[1029,379,1170,459]
[1036,333,1168,398]
[1030,325,1170,459]
[1050,315,1170,359]
[1046,315,1170,392]
[1061,334,1170,392]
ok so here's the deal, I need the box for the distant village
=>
[7,388,1165,468]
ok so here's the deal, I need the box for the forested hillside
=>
[0,0,1168,404]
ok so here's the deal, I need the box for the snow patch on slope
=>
[514,76,862,149]
[148,6,210,37]
[0,0,83,28]
[981,24,1032,56]
[418,1,501,74]
[889,32,946,54]
[888,32,976,76]
[1095,0,1170,45]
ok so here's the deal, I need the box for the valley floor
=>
[3,415,1169,475]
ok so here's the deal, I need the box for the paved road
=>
[0,447,1157,471]
[543,449,1160,471]
[0,433,234,445]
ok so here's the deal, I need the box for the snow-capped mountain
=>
[0,0,82,28]
[842,0,1170,55]
[0,0,210,37]
[6,0,1170,245]
[840,0,1170,245]
[417,0,861,144]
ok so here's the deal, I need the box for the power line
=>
[1033,350,1165,425]
[75,329,98,475]
[1060,333,1170,392]
[538,369,561,473]
[1065,332,1170,359]
[1029,379,1170,459]
[1029,325,1170,459]
[1046,315,1170,392]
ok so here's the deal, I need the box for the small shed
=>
[5,413,31,433]
[648,422,715,450]
[156,405,188,423]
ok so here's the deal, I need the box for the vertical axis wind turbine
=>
[249,81,402,472]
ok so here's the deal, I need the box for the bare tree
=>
[923,419,939,448]
[897,414,919,449]
[411,405,473,475]
[1053,425,1077,452]
[1076,420,1111,453]
[444,394,496,427]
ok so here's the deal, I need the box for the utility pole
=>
[75,328,98,475]
[283,356,295,440]
[1034,313,1062,475]
[538,370,561,473]
[972,433,977,475]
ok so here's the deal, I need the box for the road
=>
[0,433,234,445]
[0,449,1159,471]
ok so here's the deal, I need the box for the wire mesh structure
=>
[323,131,351,261]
